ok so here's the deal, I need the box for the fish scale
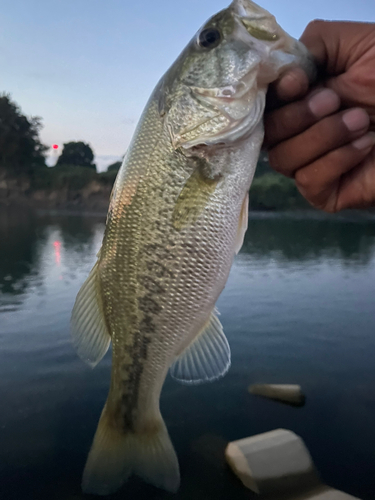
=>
[70,0,314,495]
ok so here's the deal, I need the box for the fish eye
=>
[198,28,222,49]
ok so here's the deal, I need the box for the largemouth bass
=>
[71,0,314,494]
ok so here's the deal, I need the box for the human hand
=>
[264,21,375,212]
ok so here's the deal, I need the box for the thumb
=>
[300,20,375,75]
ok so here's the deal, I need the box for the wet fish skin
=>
[71,0,314,495]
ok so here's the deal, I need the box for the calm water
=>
[1,209,375,500]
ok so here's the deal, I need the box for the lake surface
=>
[1,208,375,500]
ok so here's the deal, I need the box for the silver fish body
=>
[71,0,314,494]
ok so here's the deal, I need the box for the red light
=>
[53,240,61,265]
[52,144,59,149]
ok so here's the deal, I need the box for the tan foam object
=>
[249,384,305,405]
[295,488,362,499]
[225,429,361,499]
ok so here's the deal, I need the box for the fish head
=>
[160,0,315,150]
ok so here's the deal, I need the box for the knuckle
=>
[303,19,325,37]
[295,164,340,213]
[265,100,315,146]
[312,114,349,149]
[282,105,300,127]
[294,168,311,191]
[268,147,286,174]
[295,169,326,203]
[264,107,295,144]
[325,204,339,213]
[321,194,340,213]
[263,114,282,146]
[306,126,323,146]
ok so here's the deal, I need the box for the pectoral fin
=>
[172,167,218,230]
[234,192,249,254]
[170,309,231,385]
[70,261,111,367]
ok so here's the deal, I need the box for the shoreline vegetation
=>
[0,157,311,214]
[1,93,373,217]
[0,92,312,214]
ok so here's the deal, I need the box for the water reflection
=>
[0,208,41,305]
[243,213,375,265]
[53,240,62,266]
[1,210,374,310]
[0,210,105,310]
[42,213,105,251]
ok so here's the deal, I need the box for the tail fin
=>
[82,405,180,495]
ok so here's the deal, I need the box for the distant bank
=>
[0,93,311,214]
[0,159,313,215]
[0,166,116,215]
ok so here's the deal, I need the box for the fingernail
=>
[352,132,375,150]
[277,69,307,99]
[342,108,370,132]
[280,71,296,86]
[308,89,340,118]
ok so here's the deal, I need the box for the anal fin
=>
[170,309,231,385]
[70,261,111,367]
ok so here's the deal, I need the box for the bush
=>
[98,170,118,186]
[107,161,122,172]
[254,153,274,178]
[31,164,97,191]
[56,142,96,170]
[249,173,309,210]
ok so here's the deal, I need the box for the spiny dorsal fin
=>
[234,192,249,255]
[170,309,231,385]
[71,261,111,367]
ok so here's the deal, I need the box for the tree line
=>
[0,93,120,174]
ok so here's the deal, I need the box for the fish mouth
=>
[231,0,316,82]
[280,39,316,83]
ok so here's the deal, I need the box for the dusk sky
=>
[2,0,374,171]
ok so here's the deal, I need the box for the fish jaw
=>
[231,0,316,82]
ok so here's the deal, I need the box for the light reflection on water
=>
[0,208,374,499]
